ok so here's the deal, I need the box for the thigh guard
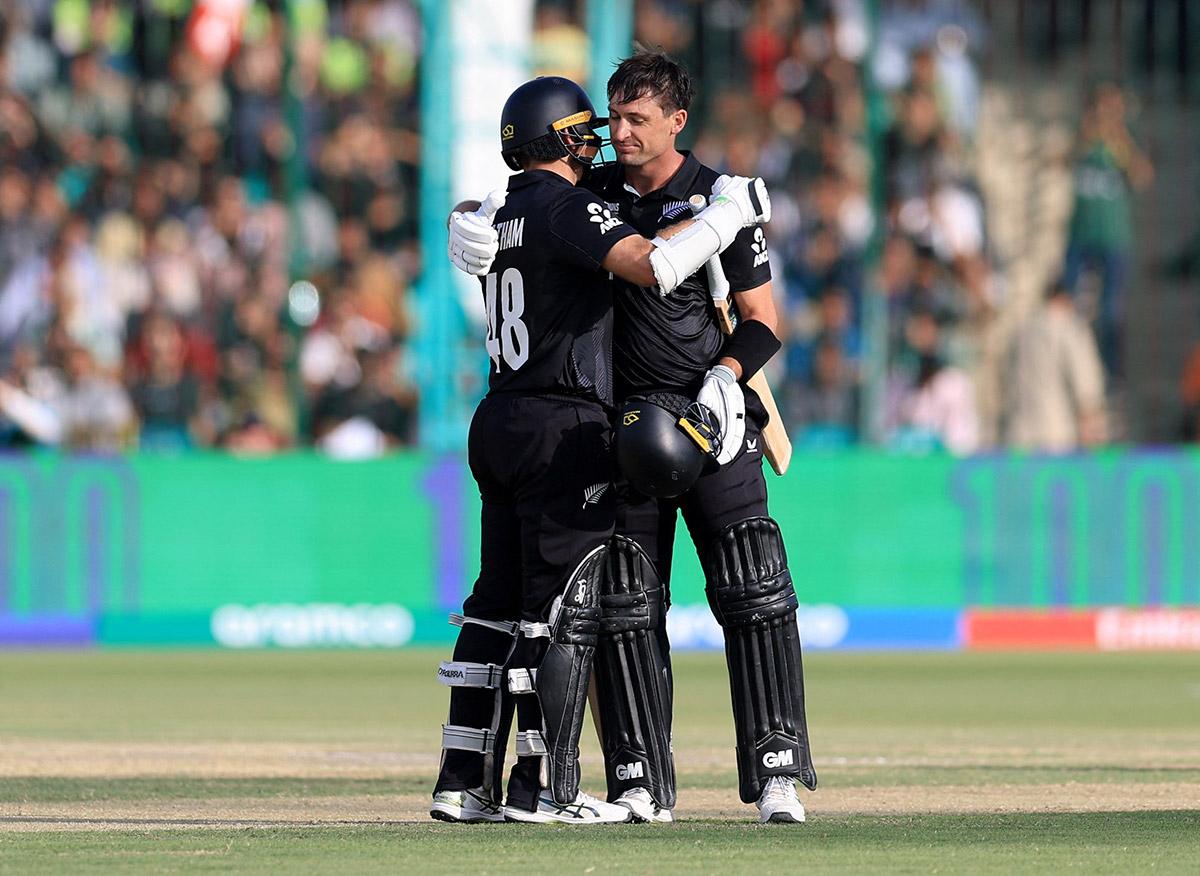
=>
[704,517,817,802]
[507,543,605,805]
[593,535,676,808]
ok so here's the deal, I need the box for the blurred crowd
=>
[0,0,419,455]
[644,0,991,453]
[0,0,1167,457]
[635,0,1159,455]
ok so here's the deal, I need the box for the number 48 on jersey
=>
[484,268,528,372]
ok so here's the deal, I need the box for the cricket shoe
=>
[756,776,806,824]
[614,788,674,823]
[505,791,632,824]
[429,787,504,823]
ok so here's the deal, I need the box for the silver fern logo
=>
[661,200,691,221]
[582,482,609,508]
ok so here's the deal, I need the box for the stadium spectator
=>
[129,312,200,451]
[1062,82,1154,383]
[1003,281,1107,453]
[790,336,860,448]
[0,339,135,452]
[885,307,980,455]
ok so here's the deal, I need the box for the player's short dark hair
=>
[510,133,568,170]
[607,50,694,114]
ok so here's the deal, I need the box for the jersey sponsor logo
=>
[496,217,525,252]
[587,201,622,233]
[615,761,645,781]
[762,749,794,769]
[751,227,769,267]
[582,482,609,509]
[661,200,691,222]
[746,438,759,454]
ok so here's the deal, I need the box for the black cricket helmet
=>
[617,393,718,499]
[500,76,610,171]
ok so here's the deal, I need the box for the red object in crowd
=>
[186,0,251,69]
[743,24,788,105]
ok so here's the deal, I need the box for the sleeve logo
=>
[587,201,622,233]
[751,227,769,267]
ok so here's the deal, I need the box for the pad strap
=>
[437,661,504,688]
[519,620,552,639]
[450,613,519,636]
[515,729,547,757]
[507,667,537,693]
[441,724,496,753]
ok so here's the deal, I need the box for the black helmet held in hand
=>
[500,76,610,171]
[617,393,717,499]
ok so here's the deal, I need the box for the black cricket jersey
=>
[584,152,772,399]
[479,169,638,408]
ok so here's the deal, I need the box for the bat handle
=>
[688,195,734,332]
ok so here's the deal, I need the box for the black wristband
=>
[720,318,781,381]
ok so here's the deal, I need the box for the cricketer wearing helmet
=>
[447,52,816,825]
[431,75,773,825]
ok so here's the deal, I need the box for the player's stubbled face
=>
[608,95,681,167]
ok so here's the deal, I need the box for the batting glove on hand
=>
[710,175,771,227]
[695,364,745,465]
[448,189,505,275]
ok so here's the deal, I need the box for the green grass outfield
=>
[1,650,1198,873]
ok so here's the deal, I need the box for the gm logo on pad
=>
[762,749,794,768]
[615,762,644,781]
[623,410,640,426]
[502,124,515,140]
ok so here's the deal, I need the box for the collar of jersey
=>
[602,150,702,203]
[509,169,577,191]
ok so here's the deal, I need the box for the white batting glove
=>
[696,364,745,465]
[448,189,505,275]
[710,174,772,227]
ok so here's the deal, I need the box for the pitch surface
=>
[1,650,1197,872]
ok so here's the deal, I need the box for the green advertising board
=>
[0,451,1196,647]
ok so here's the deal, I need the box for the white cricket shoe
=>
[429,787,505,823]
[756,776,806,824]
[614,788,674,823]
[505,791,632,824]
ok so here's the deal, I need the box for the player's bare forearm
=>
[731,282,778,335]
[601,235,657,287]
[720,282,780,380]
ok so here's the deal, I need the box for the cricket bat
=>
[688,194,792,476]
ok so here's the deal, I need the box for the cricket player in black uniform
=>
[432,74,773,824]
[447,53,816,825]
